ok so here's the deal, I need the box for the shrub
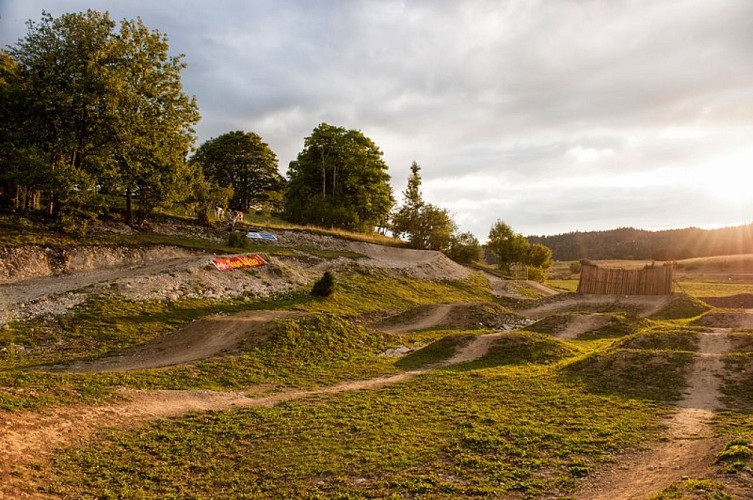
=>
[226,232,248,249]
[569,261,582,274]
[311,271,336,297]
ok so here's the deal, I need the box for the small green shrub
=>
[311,271,336,297]
[226,232,248,249]
[569,261,582,274]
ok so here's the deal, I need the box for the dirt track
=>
[577,329,734,499]
[0,328,499,499]
[54,310,305,372]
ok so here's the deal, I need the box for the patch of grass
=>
[456,332,581,370]
[579,313,647,340]
[650,478,733,499]
[0,314,402,412]
[547,279,579,292]
[563,349,694,402]
[729,333,753,352]
[678,282,753,298]
[40,365,666,498]
[526,314,571,334]
[715,439,752,463]
[649,294,711,320]
[298,271,493,318]
[617,328,700,352]
[720,353,753,411]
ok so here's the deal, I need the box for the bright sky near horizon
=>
[2,0,752,239]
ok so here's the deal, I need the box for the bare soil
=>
[555,313,613,339]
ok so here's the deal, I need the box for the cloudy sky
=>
[2,0,752,239]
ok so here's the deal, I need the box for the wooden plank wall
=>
[577,264,673,295]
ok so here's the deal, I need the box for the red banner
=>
[211,254,267,271]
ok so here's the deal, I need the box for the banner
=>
[247,231,278,241]
[211,254,267,271]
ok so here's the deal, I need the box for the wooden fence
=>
[577,264,673,295]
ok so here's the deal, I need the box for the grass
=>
[0,269,493,412]
[650,479,734,499]
[39,364,667,498]
[563,348,694,403]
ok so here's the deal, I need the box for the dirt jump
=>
[53,310,306,373]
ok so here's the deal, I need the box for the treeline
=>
[528,224,753,261]
[0,10,488,260]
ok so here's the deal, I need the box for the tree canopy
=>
[487,220,553,277]
[0,10,199,229]
[191,131,285,214]
[284,123,393,232]
[392,162,456,251]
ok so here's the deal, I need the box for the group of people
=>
[215,206,244,229]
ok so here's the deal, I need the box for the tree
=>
[446,231,482,264]
[108,17,200,226]
[4,10,199,228]
[191,131,284,214]
[284,123,393,232]
[392,162,456,250]
[526,243,553,269]
[487,220,531,272]
[8,10,120,227]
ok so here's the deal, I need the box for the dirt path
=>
[521,294,674,320]
[0,332,496,499]
[577,329,732,499]
[555,314,612,339]
[53,310,305,372]
[372,304,456,334]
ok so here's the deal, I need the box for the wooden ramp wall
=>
[577,264,673,295]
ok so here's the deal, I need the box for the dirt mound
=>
[371,303,526,334]
[522,293,676,319]
[693,312,753,329]
[0,245,201,284]
[476,332,579,366]
[53,310,305,372]
[701,294,753,309]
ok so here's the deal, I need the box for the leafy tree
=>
[526,243,553,269]
[284,123,393,232]
[446,231,483,264]
[4,10,198,228]
[7,10,120,225]
[191,131,284,214]
[175,164,233,225]
[392,162,456,250]
[108,17,200,226]
[487,220,532,272]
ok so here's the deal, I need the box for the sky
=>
[2,0,753,239]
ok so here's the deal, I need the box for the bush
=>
[311,271,336,297]
[569,261,582,274]
[226,232,248,249]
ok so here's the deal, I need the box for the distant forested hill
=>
[527,224,753,261]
